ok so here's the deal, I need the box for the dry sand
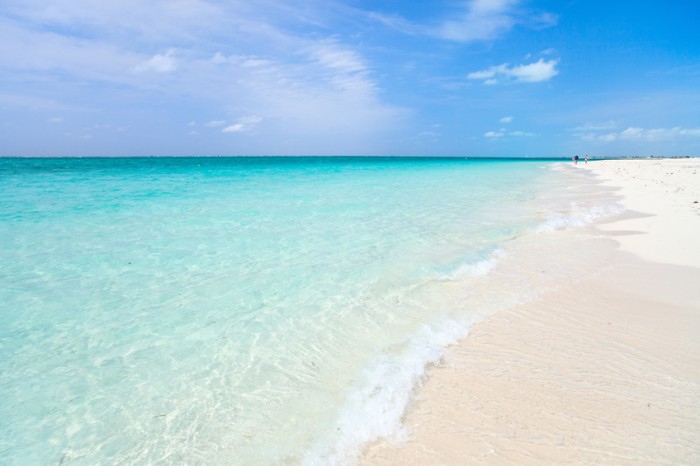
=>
[360,158,700,465]
[592,158,700,268]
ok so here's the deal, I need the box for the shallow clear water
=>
[0,157,590,465]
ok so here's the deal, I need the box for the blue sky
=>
[1,0,699,157]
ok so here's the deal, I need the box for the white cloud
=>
[439,0,518,42]
[309,42,367,74]
[133,49,177,73]
[304,40,378,97]
[534,12,558,28]
[0,0,407,154]
[642,127,700,140]
[211,52,227,64]
[571,121,618,131]
[467,64,507,80]
[0,20,141,84]
[242,58,272,68]
[509,59,559,82]
[500,116,513,123]
[580,126,700,143]
[620,127,644,139]
[49,117,63,123]
[368,0,555,44]
[2,0,225,44]
[468,58,559,84]
[223,115,263,133]
[484,128,534,139]
[223,124,245,133]
[205,120,226,127]
[509,130,534,136]
[210,52,273,68]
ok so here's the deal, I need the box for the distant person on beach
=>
[585,154,589,164]
[573,155,579,165]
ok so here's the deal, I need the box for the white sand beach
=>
[361,158,700,465]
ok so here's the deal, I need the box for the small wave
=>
[302,316,475,466]
[441,249,505,280]
[536,202,623,233]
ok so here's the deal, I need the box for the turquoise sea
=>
[0,157,614,465]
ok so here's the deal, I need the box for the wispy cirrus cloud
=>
[468,58,559,85]
[368,0,556,43]
[0,0,407,154]
[439,0,520,42]
[1,0,226,44]
[305,40,377,96]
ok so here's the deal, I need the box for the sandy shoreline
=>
[360,158,700,465]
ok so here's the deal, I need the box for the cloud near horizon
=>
[581,126,700,143]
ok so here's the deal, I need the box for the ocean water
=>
[0,157,614,465]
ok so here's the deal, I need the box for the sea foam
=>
[302,316,474,466]
[536,202,623,233]
[440,248,505,280]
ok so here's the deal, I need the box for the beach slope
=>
[361,158,700,465]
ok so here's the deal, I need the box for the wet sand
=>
[360,158,700,465]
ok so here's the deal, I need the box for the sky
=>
[1,0,699,157]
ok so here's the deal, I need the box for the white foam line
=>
[442,249,505,280]
[536,202,623,233]
[302,316,475,466]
